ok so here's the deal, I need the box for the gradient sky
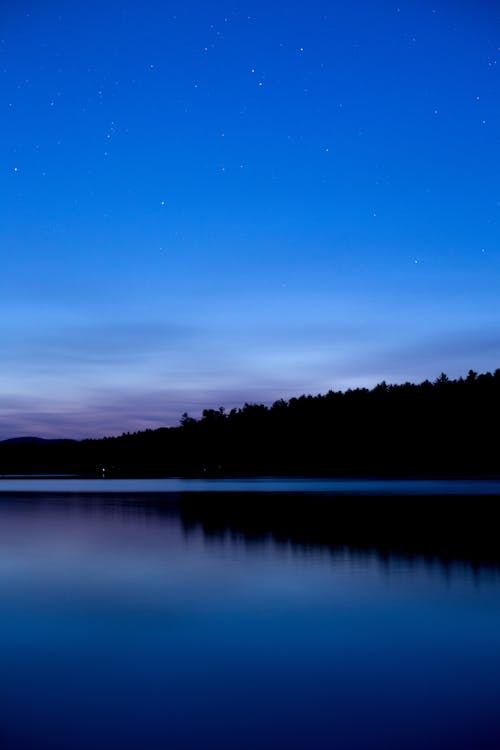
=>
[1,0,499,438]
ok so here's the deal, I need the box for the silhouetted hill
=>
[0,437,76,445]
[1,369,499,476]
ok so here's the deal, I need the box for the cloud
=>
[315,326,500,387]
[2,320,198,368]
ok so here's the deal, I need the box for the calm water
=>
[0,481,500,750]
[2,476,500,493]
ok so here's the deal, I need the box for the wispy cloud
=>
[2,320,198,367]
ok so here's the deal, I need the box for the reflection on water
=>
[0,491,500,750]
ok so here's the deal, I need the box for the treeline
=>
[1,369,499,476]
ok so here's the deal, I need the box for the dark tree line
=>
[1,369,499,477]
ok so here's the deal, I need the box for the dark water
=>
[1,481,500,750]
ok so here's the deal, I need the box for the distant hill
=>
[0,436,76,445]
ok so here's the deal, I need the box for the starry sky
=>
[1,0,499,438]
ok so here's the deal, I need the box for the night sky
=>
[2,0,499,438]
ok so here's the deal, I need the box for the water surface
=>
[1,476,500,494]
[0,485,499,749]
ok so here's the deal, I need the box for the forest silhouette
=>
[1,369,499,477]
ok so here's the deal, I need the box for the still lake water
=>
[1,478,500,749]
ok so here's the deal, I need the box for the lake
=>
[0,478,500,749]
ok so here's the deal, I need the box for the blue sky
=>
[1,0,499,437]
